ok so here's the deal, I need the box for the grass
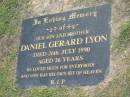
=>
[27,88,87,97]
[0,47,86,97]
[0,49,19,97]
[113,21,130,49]
[0,0,130,97]
[93,68,130,97]
[0,49,86,97]
[1,48,129,97]
[0,0,87,96]
[0,0,20,36]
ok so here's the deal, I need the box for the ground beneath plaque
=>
[0,0,130,97]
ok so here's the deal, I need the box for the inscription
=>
[16,4,111,88]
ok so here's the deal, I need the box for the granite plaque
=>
[16,4,111,88]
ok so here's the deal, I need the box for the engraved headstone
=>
[16,4,111,88]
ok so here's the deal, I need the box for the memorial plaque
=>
[16,4,111,88]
